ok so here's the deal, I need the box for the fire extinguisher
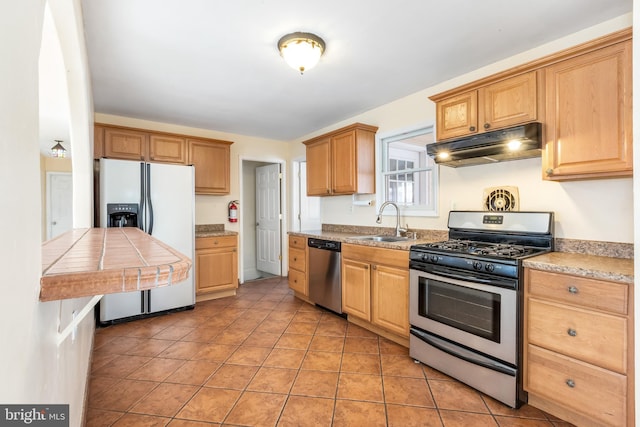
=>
[228,200,239,223]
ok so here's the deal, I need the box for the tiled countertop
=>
[40,228,192,302]
[523,252,634,284]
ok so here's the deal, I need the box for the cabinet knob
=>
[364,265,369,270]
[545,168,554,176]
[483,123,490,129]
[469,126,476,132]
[567,328,577,337]
[293,257,297,262]
[568,286,579,294]
[566,379,576,388]
[372,265,377,270]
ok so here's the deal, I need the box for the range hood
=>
[426,122,542,167]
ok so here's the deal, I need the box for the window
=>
[378,125,437,216]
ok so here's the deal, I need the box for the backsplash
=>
[321,224,633,259]
[554,238,633,259]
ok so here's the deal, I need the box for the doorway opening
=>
[239,158,286,283]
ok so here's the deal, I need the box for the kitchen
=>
[1,1,637,427]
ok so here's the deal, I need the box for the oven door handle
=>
[410,328,516,377]
[426,269,496,285]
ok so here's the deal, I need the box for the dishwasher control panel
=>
[308,238,341,252]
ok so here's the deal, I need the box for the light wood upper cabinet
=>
[104,127,148,160]
[433,71,538,141]
[187,139,232,195]
[341,243,409,337]
[149,134,187,164]
[94,124,105,159]
[305,137,332,196]
[543,39,632,181]
[435,90,479,140]
[303,123,378,196]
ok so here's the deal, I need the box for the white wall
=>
[291,14,634,244]
[0,1,95,425]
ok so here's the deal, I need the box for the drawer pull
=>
[293,257,297,262]
[567,328,577,337]
[566,379,576,388]
[568,286,579,294]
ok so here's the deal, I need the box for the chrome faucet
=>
[376,201,407,237]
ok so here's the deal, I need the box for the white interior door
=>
[256,163,281,275]
[47,172,73,239]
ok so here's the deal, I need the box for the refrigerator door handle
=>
[139,162,146,231]
[146,163,154,235]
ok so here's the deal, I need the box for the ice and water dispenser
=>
[107,203,139,228]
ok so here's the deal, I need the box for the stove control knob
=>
[473,261,483,270]
[485,263,495,272]
[429,255,439,263]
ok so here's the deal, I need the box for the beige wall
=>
[291,14,634,244]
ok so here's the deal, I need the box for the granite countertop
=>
[523,252,634,284]
[288,230,441,251]
[195,224,238,238]
[40,228,192,302]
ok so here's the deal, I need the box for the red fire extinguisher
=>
[228,200,239,223]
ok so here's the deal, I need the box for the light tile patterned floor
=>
[86,276,574,426]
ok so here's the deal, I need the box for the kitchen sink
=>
[350,235,410,242]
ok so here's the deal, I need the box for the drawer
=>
[527,297,627,374]
[526,344,626,427]
[288,268,307,295]
[196,235,237,250]
[527,269,628,315]
[289,235,307,250]
[289,247,306,272]
[342,243,409,269]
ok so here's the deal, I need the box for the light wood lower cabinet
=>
[195,236,238,299]
[524,268,633,427]
[287,235,308,296]
[341,244,409,340]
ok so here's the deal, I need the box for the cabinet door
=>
[371,264,409,336]
[94,125,105,159]
[331,131,357,194]
[306,137,332,196]
[195,247,238,294]
[104,128,148,160]
[149,134,186,164]
[341,258,371,321]
[435,90,478,141]
[544,41,632,180]
[481,71,537,131]
[188,139,231,194]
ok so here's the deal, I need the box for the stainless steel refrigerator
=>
[96,158,195,324]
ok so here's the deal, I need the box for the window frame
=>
[376,124,439,217]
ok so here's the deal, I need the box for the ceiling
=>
[78,0,631,143]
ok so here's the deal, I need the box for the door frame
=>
[238,155,287,284]
[46,171,73,240]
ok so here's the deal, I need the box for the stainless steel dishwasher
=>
[307,238,342,314]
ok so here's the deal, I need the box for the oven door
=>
[409,268,517,365]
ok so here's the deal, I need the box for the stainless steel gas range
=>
[409,211,554,408]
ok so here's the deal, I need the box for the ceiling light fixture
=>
[277,32,325,74]
[50,140,66,158]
